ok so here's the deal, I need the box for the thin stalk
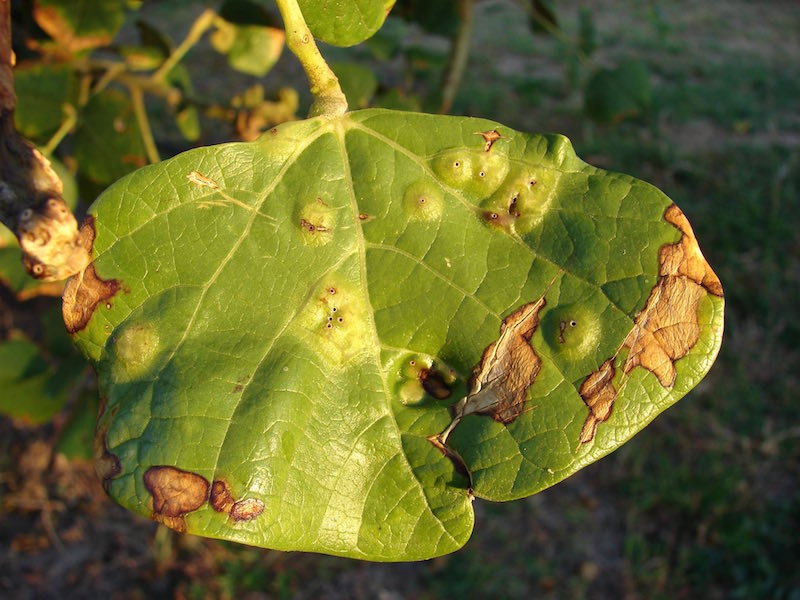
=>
[42,104,77,156]
[128,84,160,164]
[152,9,216,83]
[274,0,347,117]
[440,0,474,114]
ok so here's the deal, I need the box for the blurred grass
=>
[2,0,799,598]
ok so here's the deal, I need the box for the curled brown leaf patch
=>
[623,204,723,387]
[578,359,617,446]
[143,466,210,533]
[210,479,264,522]
[464,299,545,424]
[210,480,235,514]
[62,216,121,334]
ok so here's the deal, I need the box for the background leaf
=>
[584,60,653,123]
[33,0,128,53]
[299,0,395,47]
[69,109,722,560]
[72,90,146,185]
[13,63,77,140]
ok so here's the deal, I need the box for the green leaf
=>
[393,0,460,37]
[585,60,653,124]
[332,63,378,109]
[73,90,146,185]
[69,109,724,560]
[33,0,128,53]
[210,11,285,77]
[299,0,395,47]
[578,7,596,57]
[13,63,78,140]
[0,338,79,423]
[57,392,99,460]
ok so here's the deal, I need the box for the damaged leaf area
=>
[69,109,723,560]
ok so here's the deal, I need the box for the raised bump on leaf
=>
[484,168,557,235]
[541,303,601,361]
[110,322,159,383]
[298,278,370,365]
[298,197,335,246]
[430,148,509,197]
[404,180,443,221]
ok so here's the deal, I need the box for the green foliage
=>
[584,60,652,123]
[212,1,285,77]
[300,0,395,47]
[70,109,723,560]
[3,0,730,568]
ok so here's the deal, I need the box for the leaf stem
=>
[128,84,160,164]
[42,104,77,156]
[274,0,347,117]
[151,9,217,83]
[440,0,474,114]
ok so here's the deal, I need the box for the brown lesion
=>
[578,359,617,446]
[429,299,546,459]
[419,368,452,400]
[143,466,210,532]
[210,478,264,522]
[464,299,545,424]
[622,204,723,387]
[62,216,121,334]
[477,129,502,152]
[577,203,723,445]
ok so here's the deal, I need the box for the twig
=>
[128,83,160,164]
[274,0,347,117]
[42,104,77,156]
[440,0,474,114]
[0,1,88,281]
[151,9,217,83]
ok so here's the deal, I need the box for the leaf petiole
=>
[274,0,347,117]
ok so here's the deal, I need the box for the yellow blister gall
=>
[297,197,335,246]
[404,180,443,221]
[431,148,509,198]
[484,166,558,234]
[110,321,160,383]
[298,279,370,365]
[541,303,602,361]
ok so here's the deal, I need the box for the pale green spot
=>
[404,180,443,222]
[297,278,370,365]
[485,167,559,234]
[298,197,335,246]
[111,322,160,383]
[541,304,602,361]
[430,148,509,198]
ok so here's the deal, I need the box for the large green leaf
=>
[299,0,394,47]
[66,109,723,561]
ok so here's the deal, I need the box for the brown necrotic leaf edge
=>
[62,216,122,334]
[578,203,723,445]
